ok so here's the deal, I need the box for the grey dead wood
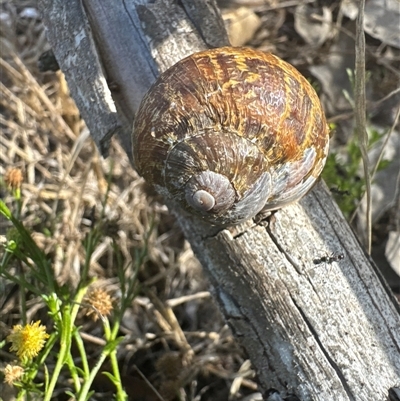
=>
[38,0,122,156]
[37,0,400,400]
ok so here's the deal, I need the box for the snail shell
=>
[133,47,329,226]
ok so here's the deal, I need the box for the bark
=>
[37,0,122,156]
[38,1,400,400]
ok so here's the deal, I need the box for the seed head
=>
[3,364,24,385]
[84,288,114,321]
[4,168,23,191]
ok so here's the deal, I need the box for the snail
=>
[132,47,329,226]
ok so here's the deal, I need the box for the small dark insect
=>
[313,252,345,265]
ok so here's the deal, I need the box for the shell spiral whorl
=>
[185,171,235,213]
[133,47,329,226]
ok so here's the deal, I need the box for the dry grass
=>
[0,2,254,400]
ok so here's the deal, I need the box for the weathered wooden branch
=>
[37,0,122,156]
[38,1,400,400]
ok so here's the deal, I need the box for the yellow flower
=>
[3,364,24,385]
[7,321,50,360]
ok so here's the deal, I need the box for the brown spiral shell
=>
[133,47,329,226]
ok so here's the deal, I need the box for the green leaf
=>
[377,159,391,171]
[74,365,86,377]
[0,199,12,219]
[102,371,119,386]
[85,390,95,401]
[103,337,124,354]
[44,364,50,394]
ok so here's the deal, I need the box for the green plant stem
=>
[16,389,27,401]
[73,329,90,378]
[19,264,27,325]
[71,285,88,325]
[76,341,117,400]
[44,286,88,401]
[14,188,22,218]
[0,249,13,270]
[43,304,73,401]
[66,352,82,392]
[106,320,127,400]
[8,215,56,292]
[75,229,99,300]
[76,351,108,401]
[76,319,126,401]
[84,228,101,278]
[0,243,39,293]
